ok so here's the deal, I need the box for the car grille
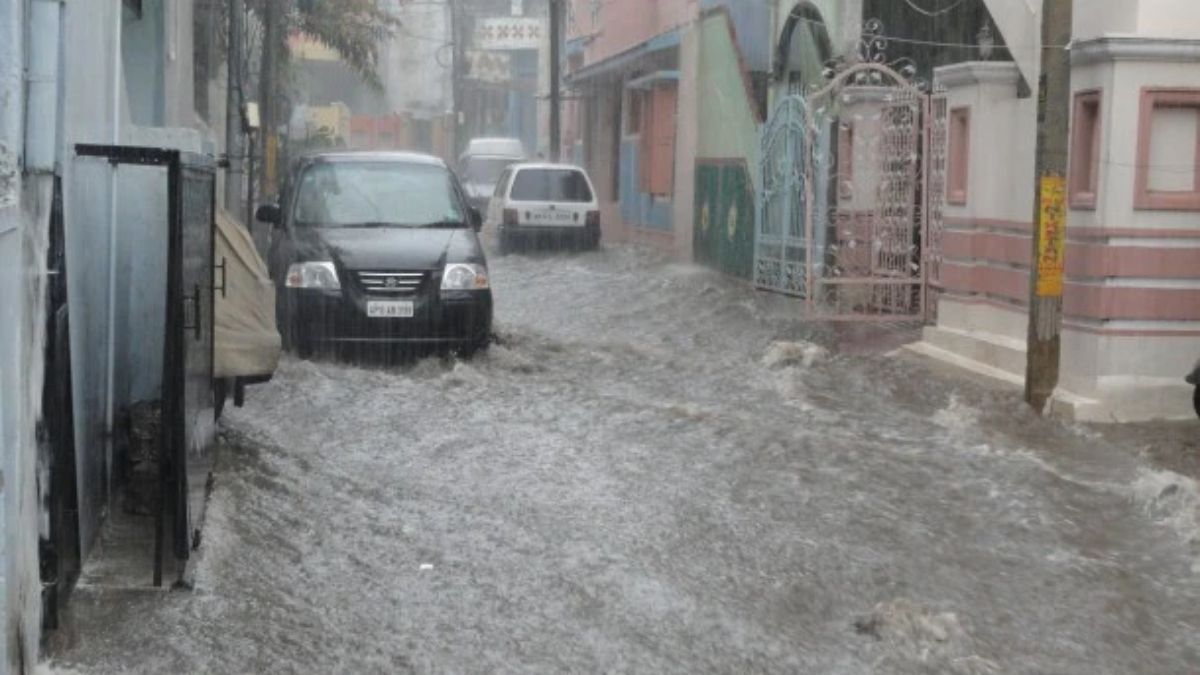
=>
[357,271,427,295]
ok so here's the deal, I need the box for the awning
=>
[625,70,680,90]
[567,29,681,83]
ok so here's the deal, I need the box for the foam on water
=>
[1132,468,1200,573]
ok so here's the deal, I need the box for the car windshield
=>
[464,157,516,185]
[293,161,465,228]
[510,169,593,202]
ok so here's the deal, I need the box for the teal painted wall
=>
[696,14,761,189]
[694,161,754,278]
[693,13,761,277]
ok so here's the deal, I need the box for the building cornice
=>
[1072,36,1200,66]
[933,61,1022,90]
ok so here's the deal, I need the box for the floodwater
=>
[48,246,1200,674]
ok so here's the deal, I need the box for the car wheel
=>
[1193,386,1199,419]
[456,336,491,360]
[498,231,514,256]
[294,337,315,360]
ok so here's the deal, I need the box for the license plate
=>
[366,300,414,318]
[528,210,576,225]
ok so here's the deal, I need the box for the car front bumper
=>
[286,288,493,347]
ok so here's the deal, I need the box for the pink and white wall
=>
[915,0,1200,422]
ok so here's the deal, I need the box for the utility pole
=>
[1024,0,1073,412]
[548,0,562,161]
[450,0,465,158]
[224,0,245,216]
[260,0,279,199]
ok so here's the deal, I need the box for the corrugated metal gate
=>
[75,145,217,587]
[754,63,946,321]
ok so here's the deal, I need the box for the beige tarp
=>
[214,209,282,378]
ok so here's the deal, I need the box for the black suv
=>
[257,152,493,358]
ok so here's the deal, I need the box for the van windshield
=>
[510,169,593,202]
[465,157,516,185]
[294,161,465,228]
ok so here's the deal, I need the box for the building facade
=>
[564,0,697,256]
[459,0,551,160]
[916,0,1200,421]
[2,0,232,666]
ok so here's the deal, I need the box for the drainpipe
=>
[104,0,123,501]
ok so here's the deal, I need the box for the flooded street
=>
[50,247,1200,674]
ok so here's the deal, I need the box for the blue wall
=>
[619,140,673,231]
[699,0,772,73]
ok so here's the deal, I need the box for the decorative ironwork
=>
[925,94,950,322]
[754,95,810,297]
[755,62,944,321]
[823,20,922,91]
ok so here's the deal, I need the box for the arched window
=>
[775,3,834,94]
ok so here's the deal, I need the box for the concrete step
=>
[919,324,1027,379]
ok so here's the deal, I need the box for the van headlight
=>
[286,261,341,290]
[441,263,490,290]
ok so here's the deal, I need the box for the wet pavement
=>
[48,246,1200,674]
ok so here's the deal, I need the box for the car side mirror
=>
[469,207,483,232]
[256,204,282,226]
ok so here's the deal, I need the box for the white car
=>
[459,137,526,212]
[487,163,601,253]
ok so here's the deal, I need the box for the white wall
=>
[1074,0,1200,41]
[0,0,24,660]
[981,0,1041,89]
[1136,0,1200,38]
[61,0,125,557]
[936,63,1036,228]
[1073,0,1137,40]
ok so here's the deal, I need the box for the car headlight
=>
[441,263,490,290]
[286,261,341,290]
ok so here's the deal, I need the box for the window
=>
[947,107,970,205]
[1135,88,1200,211]
[510,169,594,203]
[638,84,678,197]
[626,90,643,136]
[493,169,512,199]
[294,162,464,227]
[1070,91,1102,209]
[464,157,516,186]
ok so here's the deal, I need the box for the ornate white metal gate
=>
[755,95,811,297]
[754,62,947,321]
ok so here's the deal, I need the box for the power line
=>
[902,0,969,18]
[790,16,1072,54]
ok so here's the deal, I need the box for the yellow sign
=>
[1036,176,1067,297]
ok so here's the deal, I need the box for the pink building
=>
[564,0,698,257]
[914,0,1200,421]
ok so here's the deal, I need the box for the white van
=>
[488,163,601,253]
[459,137,527,212]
